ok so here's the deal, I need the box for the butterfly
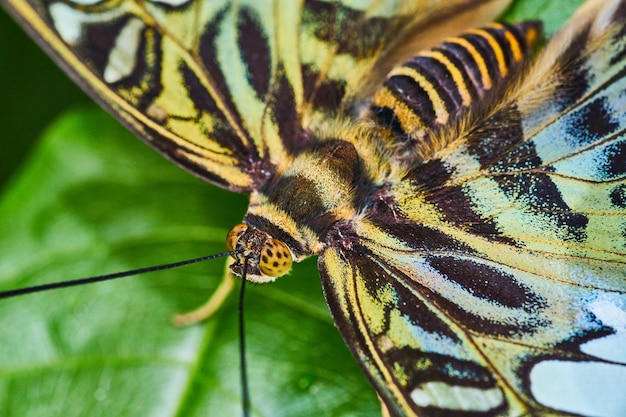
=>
[1,0,626,416]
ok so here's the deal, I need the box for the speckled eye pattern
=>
[258,239,292,277]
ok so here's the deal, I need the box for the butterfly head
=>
[226,223,293,283]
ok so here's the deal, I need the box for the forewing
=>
[2,0,509,192]
[321,1,626,416]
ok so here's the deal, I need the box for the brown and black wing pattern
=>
[2,0,510,192]
[320,1,626,416]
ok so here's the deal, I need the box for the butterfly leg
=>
[378,393,391,417]
[171,259,236,327]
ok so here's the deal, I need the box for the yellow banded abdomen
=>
[371,21,541,138]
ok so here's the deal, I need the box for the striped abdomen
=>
[370,22,541,141]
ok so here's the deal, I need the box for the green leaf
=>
[504,0,586,36]
[0,109,378,416]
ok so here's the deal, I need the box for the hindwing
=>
[320,1,626,416]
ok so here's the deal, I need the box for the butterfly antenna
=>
[239,256,251,417]
[0,251,237,299]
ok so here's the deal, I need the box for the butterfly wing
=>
[320,1,626,416]
[2,0,510,192]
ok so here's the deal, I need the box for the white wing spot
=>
[410,382,503,412]
[49,2,87,43]
[530,360,626,417]
[49,2,126,45]
[103,18,145,84]
[581,299,626,363]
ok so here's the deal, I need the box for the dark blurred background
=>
[0,8,89,190]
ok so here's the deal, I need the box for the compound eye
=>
[226,223,248,254]
[259,239,292,277]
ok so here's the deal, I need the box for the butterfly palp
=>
[226,223,249,253]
